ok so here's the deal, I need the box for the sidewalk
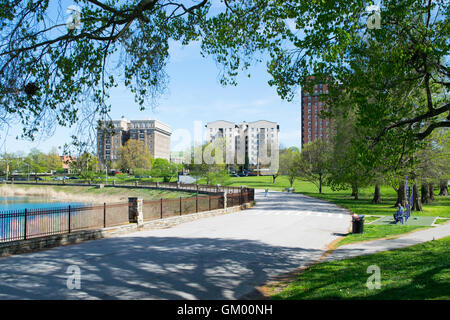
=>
[323,221,450,262]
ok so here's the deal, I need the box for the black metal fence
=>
[0,202,129,243]
[0,188,255,243]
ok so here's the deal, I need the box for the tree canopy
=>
[1,0,448,160]
[117,139,151,173]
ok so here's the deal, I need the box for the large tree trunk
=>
[421,183,431,204]
[371,184,381,204]
[439,180,449,196]
[412,184,422,211]
[428,183,435,201]
[351,183,359,200]
[395,181,407,207]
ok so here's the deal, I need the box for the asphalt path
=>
[0,190,350,300]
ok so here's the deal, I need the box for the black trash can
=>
[352,215,365,234]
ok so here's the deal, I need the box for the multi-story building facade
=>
[97,117,171,166]
[60,155,76,173]
[301,81,331,149]
[205,120,279,167]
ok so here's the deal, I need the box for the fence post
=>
[68,205,71,233]
[223,192,227,210]
[160,198,163,219]
[24,208,27,240]
[180,197,182,216]
[196,195,198,213]
[103,202,106,228]
[209,195,211,211]
[128,197,143,227]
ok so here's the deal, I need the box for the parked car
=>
[68,176,80,179]
[246,172,257,176]
[52,176,69,181]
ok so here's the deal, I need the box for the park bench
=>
[283,187,295,193]
[394,212,405,224]
[394,205,411,224]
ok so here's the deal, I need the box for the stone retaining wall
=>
[0,201,255,257]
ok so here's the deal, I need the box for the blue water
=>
[0,197,92,241]
[0,196,89,212]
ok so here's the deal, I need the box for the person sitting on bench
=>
[394,204,405,224]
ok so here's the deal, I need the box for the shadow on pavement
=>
[0,235,326,300]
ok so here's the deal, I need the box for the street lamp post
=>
[21,158,30,181]
[1,159,10,181]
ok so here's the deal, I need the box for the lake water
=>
[0,196,90,212]
[0,196,92,242]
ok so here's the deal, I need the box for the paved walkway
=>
[0,190,350,300]
[324,221,450,262]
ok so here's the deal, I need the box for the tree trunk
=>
[351,183,358,200]
[319,174,322,194]
[412,184,422,211]
[439,180,448,196]
[395,181,406,207]
[428,183,435,201]
[421,183,430,204]
[371,184,381,204]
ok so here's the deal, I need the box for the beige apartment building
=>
[205,120,279,167]
[97,117,171,166]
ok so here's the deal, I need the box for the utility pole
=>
[1,159,10,181]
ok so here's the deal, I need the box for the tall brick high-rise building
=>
[301,80,331,150]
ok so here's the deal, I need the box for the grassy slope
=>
[271,236,450,300]
[1,183,197,202]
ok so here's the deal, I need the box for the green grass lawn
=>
[364,216,382,223]
[434,218,450,225]
[223,175,449,245]
[271,236,450,300]
[337,225,428,246]
[225,175,450,217]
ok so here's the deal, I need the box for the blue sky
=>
[1,3,302,155]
